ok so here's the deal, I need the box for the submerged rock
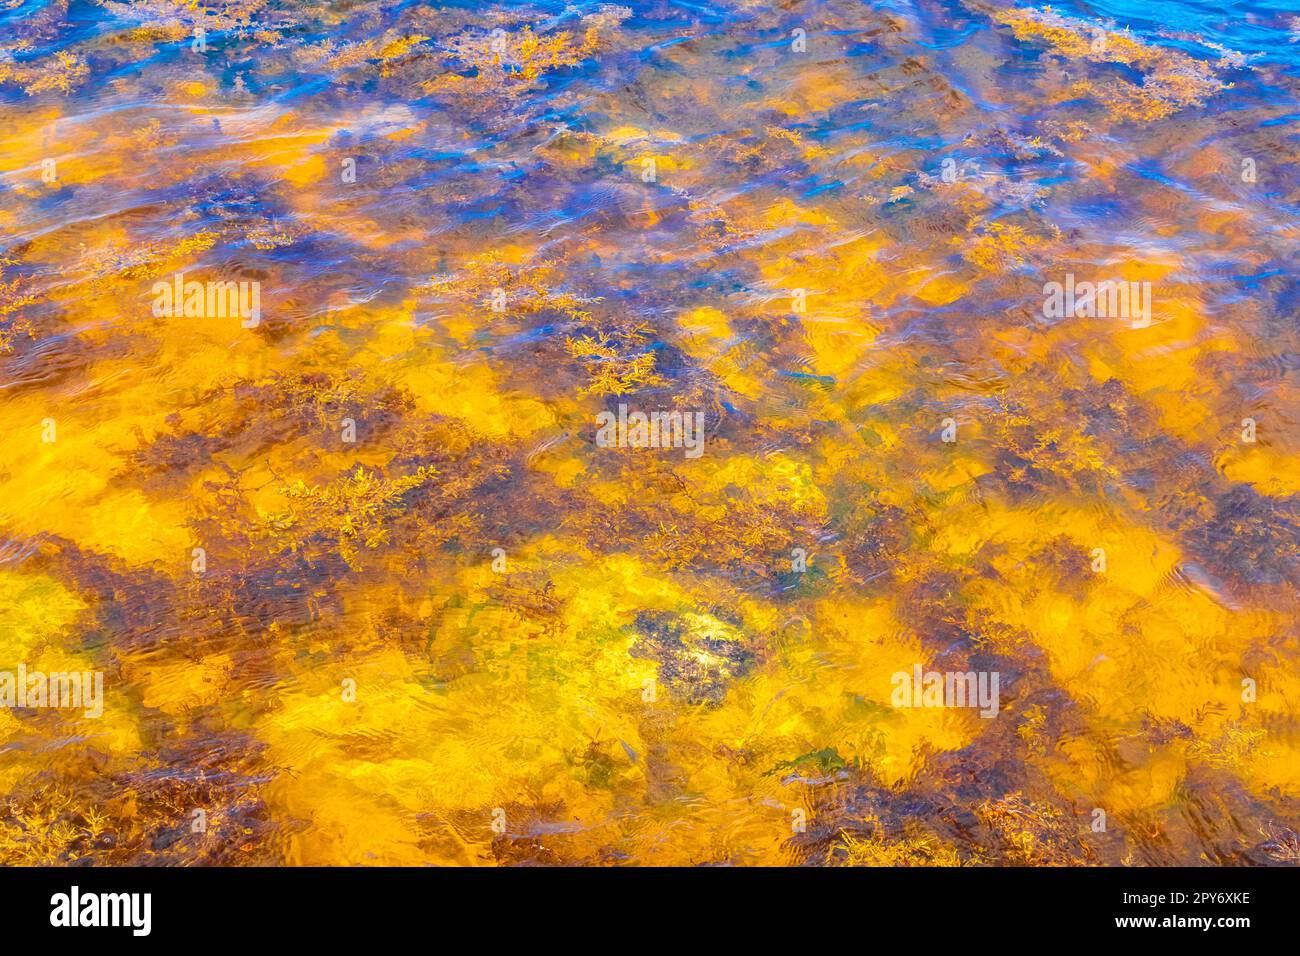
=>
[629,609,755,707]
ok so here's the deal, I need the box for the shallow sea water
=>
[1,0,1299,865]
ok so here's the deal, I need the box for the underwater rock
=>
[628,608,756,707]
